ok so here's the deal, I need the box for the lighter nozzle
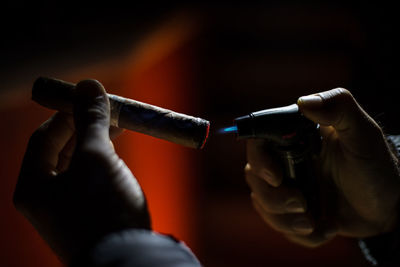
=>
[233,114,254,138]
[233,104,317,146]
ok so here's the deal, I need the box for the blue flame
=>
[218,125,238,134]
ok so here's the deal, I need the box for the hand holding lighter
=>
[234,104,322,219]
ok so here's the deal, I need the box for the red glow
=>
[282,131,297,139]
[199,122,210,149]
[113,14,200,251]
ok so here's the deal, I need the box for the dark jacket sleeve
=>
[71,229,202,267]
[358,135,400,267]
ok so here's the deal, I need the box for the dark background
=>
[1,1,399,266]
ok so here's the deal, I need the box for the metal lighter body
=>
[234,104,322,218]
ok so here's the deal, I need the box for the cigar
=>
[32,77,210,149]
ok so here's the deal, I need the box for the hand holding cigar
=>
[32,77,210,149]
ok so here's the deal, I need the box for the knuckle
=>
[253,199,288,233]
[244,163,252,174]
[267,219,288,233]
[336,88,356,106]
[333,87,352,98]
[336,87,352,97]
[253,193,285,214]
[84,106,109,123]
[320,87,355,106]
[244,173,253,186]
[262,201,282,214]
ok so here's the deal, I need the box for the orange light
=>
[114,13,200,251]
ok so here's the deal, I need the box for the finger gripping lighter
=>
[234,104,322,218]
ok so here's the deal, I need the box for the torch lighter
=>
[233,104,322,218]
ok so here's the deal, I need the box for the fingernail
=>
[75,80,105,100]
[292,218,313,234]
[297,95,323,108]
[286,200,305,213]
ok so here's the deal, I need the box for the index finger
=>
[20,112,75,178]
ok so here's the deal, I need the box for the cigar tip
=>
[198,121,210,149]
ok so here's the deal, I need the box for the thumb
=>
[73,79,111,149]
[297,88,384,155]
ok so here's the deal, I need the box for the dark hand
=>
[245,88,400,247]
[13,80,150,264]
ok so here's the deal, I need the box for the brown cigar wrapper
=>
[32,77,210,149]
